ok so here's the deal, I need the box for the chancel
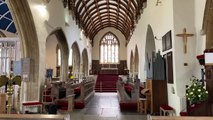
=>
[0,0,213,120]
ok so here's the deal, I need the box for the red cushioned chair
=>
[160,105,175,116]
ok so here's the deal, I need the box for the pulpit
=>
[190,49,213,116]
[204,50,213,104]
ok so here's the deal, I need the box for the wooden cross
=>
[176,28,194,54]
[156,0,162,6]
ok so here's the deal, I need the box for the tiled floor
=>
[68,93,148,120]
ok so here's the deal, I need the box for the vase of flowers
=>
[186,76,208,105]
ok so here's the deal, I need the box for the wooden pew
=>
[116,77,140,102]
[66,77,95,102]
[151,116,213,120]
[116,76,140,111]
[0,114,69,120]
[64,76,95,109]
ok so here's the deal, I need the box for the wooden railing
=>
[151,116,213,120]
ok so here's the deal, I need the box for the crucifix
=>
[156,0,162,6]
[176,28,194,54]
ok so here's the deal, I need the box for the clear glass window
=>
[100,32,119,64]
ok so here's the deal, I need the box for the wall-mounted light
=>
[36,4,48,18]
[154,36,161,40]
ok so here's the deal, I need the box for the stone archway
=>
[130,50,134,75]
[46,34,58,77]
[82,48,89,76]
[134,45,139,75]
[7,0,39,101]
[71,42,81,78]
[145,24,156,79]
[203,0,213,49]
[48,28,69,81]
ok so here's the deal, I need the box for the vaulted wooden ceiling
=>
[65,0,146,44]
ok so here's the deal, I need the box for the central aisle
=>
[69,93,147,120]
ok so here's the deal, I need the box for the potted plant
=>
[186,76,208,106]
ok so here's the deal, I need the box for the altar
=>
[100,68,118,74]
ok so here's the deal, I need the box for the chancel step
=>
[95,74,118,92]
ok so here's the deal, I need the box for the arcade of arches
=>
[0,0,213,118]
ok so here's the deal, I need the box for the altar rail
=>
[151,116,213,120]
[0,114,69,120]
[91,60,128,75]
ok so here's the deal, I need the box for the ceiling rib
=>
[69,0,147,45]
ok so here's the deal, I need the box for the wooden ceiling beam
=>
[81,2,134,29]
[83,6,133,28]
[89,22,128,38]
[86,16,129,33]
[85,11,131,32]
[88,21,129,36]
[69,0,146,44]
[90,24,128,40]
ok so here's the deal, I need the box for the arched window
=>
[57,48,61,66]
[100,32,119,64]
[56,45,61,77]
[68,49,72,66]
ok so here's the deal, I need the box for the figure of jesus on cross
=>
[176,28,194,54]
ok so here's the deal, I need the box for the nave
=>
[69,93,147,120]
[1,0,213,118]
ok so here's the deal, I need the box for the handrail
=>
[151,116,213,120]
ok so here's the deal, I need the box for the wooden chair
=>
[138,98,148,114]
[137,88,150,114]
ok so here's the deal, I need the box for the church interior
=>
[0,0,213,120]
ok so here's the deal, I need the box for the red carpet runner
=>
[95,74,118,92]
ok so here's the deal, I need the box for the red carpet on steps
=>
[95,74,118,92]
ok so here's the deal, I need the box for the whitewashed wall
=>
[128,0,174,81]
[127,0,207,115]
[27,0,92,92]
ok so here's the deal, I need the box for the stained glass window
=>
[100,32,119,64]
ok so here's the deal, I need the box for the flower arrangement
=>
[186,76,208,105]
